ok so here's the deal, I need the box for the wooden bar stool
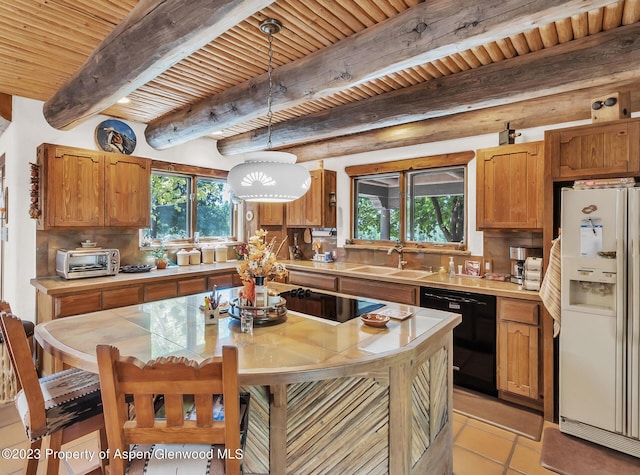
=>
[1,311,107,475]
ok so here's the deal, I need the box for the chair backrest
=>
[0,300,11,312]
[97,345,242,475]
[0,312,47,437]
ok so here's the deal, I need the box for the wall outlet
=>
[0,226,7,241]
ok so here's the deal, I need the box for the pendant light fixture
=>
[227,18,310,202]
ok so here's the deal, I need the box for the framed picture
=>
[464,259,481,276]
[95,119,137,155]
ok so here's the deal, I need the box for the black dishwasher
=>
[420,287,497,396]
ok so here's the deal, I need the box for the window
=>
[349,154,470,247]
[146,170,233,241]
[354,174,400,241]
[405,167,465,243]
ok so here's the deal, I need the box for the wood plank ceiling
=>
[1,0,639,161]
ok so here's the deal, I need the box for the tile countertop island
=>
[35,284,461,475]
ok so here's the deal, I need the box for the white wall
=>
[0,96,245,322]
[0,94,605,322]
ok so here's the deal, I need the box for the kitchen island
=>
[35,285,461,475]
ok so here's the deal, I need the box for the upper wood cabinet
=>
[546,119,640,180]
[104,154,151,227]
[286,168,336,228]
[476,141,543,230]
[37,143,150,229]
[258,202,284,225]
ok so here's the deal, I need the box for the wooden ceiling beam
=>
[145,0,615,149]
[285,82,640,162]
[42,0,275,130]
[217,21,640,155]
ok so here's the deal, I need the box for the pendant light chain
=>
[266,30,274,150]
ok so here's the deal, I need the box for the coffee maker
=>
[509,246,542,284]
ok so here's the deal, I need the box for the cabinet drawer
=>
[339,277,417,305]
[178,277,208,296]
[498,298,539,325]
[208,274,234,289]
[102,286,143,309]
[54,292,102,317]
[144,281,178,302]
[288,270,338,291]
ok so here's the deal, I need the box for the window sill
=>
[343,243,471,256]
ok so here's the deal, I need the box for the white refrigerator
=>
[560,186,640,458]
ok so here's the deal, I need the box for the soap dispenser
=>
[448,256,455,276]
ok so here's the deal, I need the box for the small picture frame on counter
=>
[464,259,481,276]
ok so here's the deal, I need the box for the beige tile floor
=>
[0,402,556,474]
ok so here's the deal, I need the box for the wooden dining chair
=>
[97,344,250,475]
[0,311,106,475]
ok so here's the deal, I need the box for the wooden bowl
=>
[361,313,390,328]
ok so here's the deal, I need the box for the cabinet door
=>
[177,277,208,296]
[339,277,417,305]
[498,320,539,399]
[48,146,104,227]
[549,120,640,179]
[103,286,143,309]
[259,202,284,225]
[144,281,178,301]
[304,170,322,227]
[476,142,543,230]
[208,273,234,289]
[104,154,151,227]
[288,270,338,291]
[54,292,102,318]
[285,194,306,226]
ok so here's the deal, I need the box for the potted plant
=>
[148,246,168,269]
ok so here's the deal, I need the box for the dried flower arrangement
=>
[235,229,287,305]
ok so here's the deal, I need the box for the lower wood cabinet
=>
[102,286,144,309]
[144,281,178,301]
[339,276,417,305]
[54,291,102,318]
[177,277,207,296]
[288,270,338,291]
[497,297,540,402]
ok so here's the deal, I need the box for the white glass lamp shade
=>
[228,151,311,202]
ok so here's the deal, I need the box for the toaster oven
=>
[56,249,120,280]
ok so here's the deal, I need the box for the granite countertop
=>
[282,259,541,301]
[31,258,540,301]
[30,261,240,294]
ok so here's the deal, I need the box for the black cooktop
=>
[281,288,385,323]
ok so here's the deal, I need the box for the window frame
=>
[345,152,474,250]
[147,161,234,244]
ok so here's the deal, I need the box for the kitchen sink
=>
[349,265,399,275]
[389,269,434,279]
[349,266,435,280]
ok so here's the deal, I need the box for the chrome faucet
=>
[388,243,407,269]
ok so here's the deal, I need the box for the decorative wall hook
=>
[499,122,522,145]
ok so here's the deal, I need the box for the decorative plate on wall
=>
[95,119,137,155]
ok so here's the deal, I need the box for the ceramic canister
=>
[201,246,215,264]
[176,249,190,266]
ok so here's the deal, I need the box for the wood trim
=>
[0,93,11,124]
[150,160,228,178]
[344,151,474,177]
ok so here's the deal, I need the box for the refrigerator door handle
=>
[629,188,640,438]
[615,189,627,434]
